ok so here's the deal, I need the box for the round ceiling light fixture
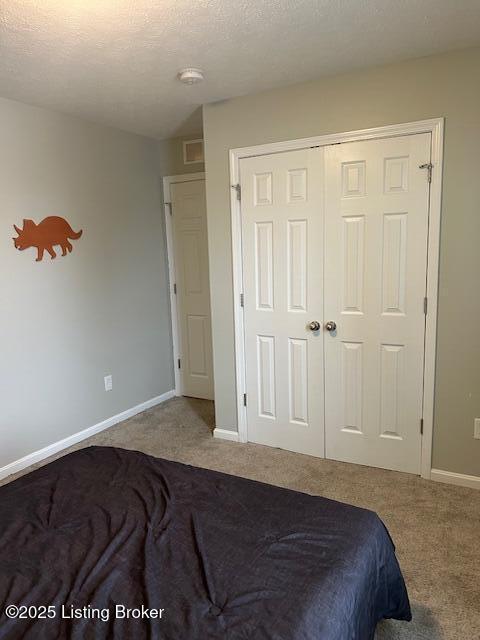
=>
[177,68,204,85]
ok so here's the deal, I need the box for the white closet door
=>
[324,134,431,473]
[240,148,325,457]
[171,179,214,400]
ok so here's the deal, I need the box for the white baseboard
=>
[431,468,480,490]
[0,390,176,483]
[213,428,240,442]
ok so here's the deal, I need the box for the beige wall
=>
[157,134,204,179]
[203,46,480,477]
[0,97,174,470]
[156,134,205,226]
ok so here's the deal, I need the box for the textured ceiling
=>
[1,0,480,140]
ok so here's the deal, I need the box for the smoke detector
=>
[177,68,204,85]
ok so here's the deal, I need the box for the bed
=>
[0,446,411,639]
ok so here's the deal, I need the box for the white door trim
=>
[163,172,206,395]
[229,119,444,479]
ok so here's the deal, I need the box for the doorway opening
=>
[163,173,214,401]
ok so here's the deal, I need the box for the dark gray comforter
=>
[0,446,411,639]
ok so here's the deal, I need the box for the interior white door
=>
[324,134,431,473]
[171,179,214,400]
[240,148,325,457]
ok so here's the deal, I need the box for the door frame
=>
[229,119,444,479]
[163,172,206,396]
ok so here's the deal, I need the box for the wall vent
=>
[183,139,204,165]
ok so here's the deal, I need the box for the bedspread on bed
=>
[0,446,411,640]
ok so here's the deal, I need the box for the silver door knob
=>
[309,321,321,331]
[325,321,337,332]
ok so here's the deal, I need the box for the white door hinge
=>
[177,358,181,369]
[424,297,428,315]
[243,393,247,407]
[166,202,172,215]
[232,183,241,201]
[240,293,244,307]
[420,418,424,435]
[173,283,177,295]
[419,163,433,183]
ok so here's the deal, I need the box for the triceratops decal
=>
[13,217,83,262]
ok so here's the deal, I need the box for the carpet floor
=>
[2,397,479,640]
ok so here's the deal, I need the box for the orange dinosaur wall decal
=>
[13,217,83,262]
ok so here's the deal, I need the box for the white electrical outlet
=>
[474,418,480,440]
[104,374,113,392]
